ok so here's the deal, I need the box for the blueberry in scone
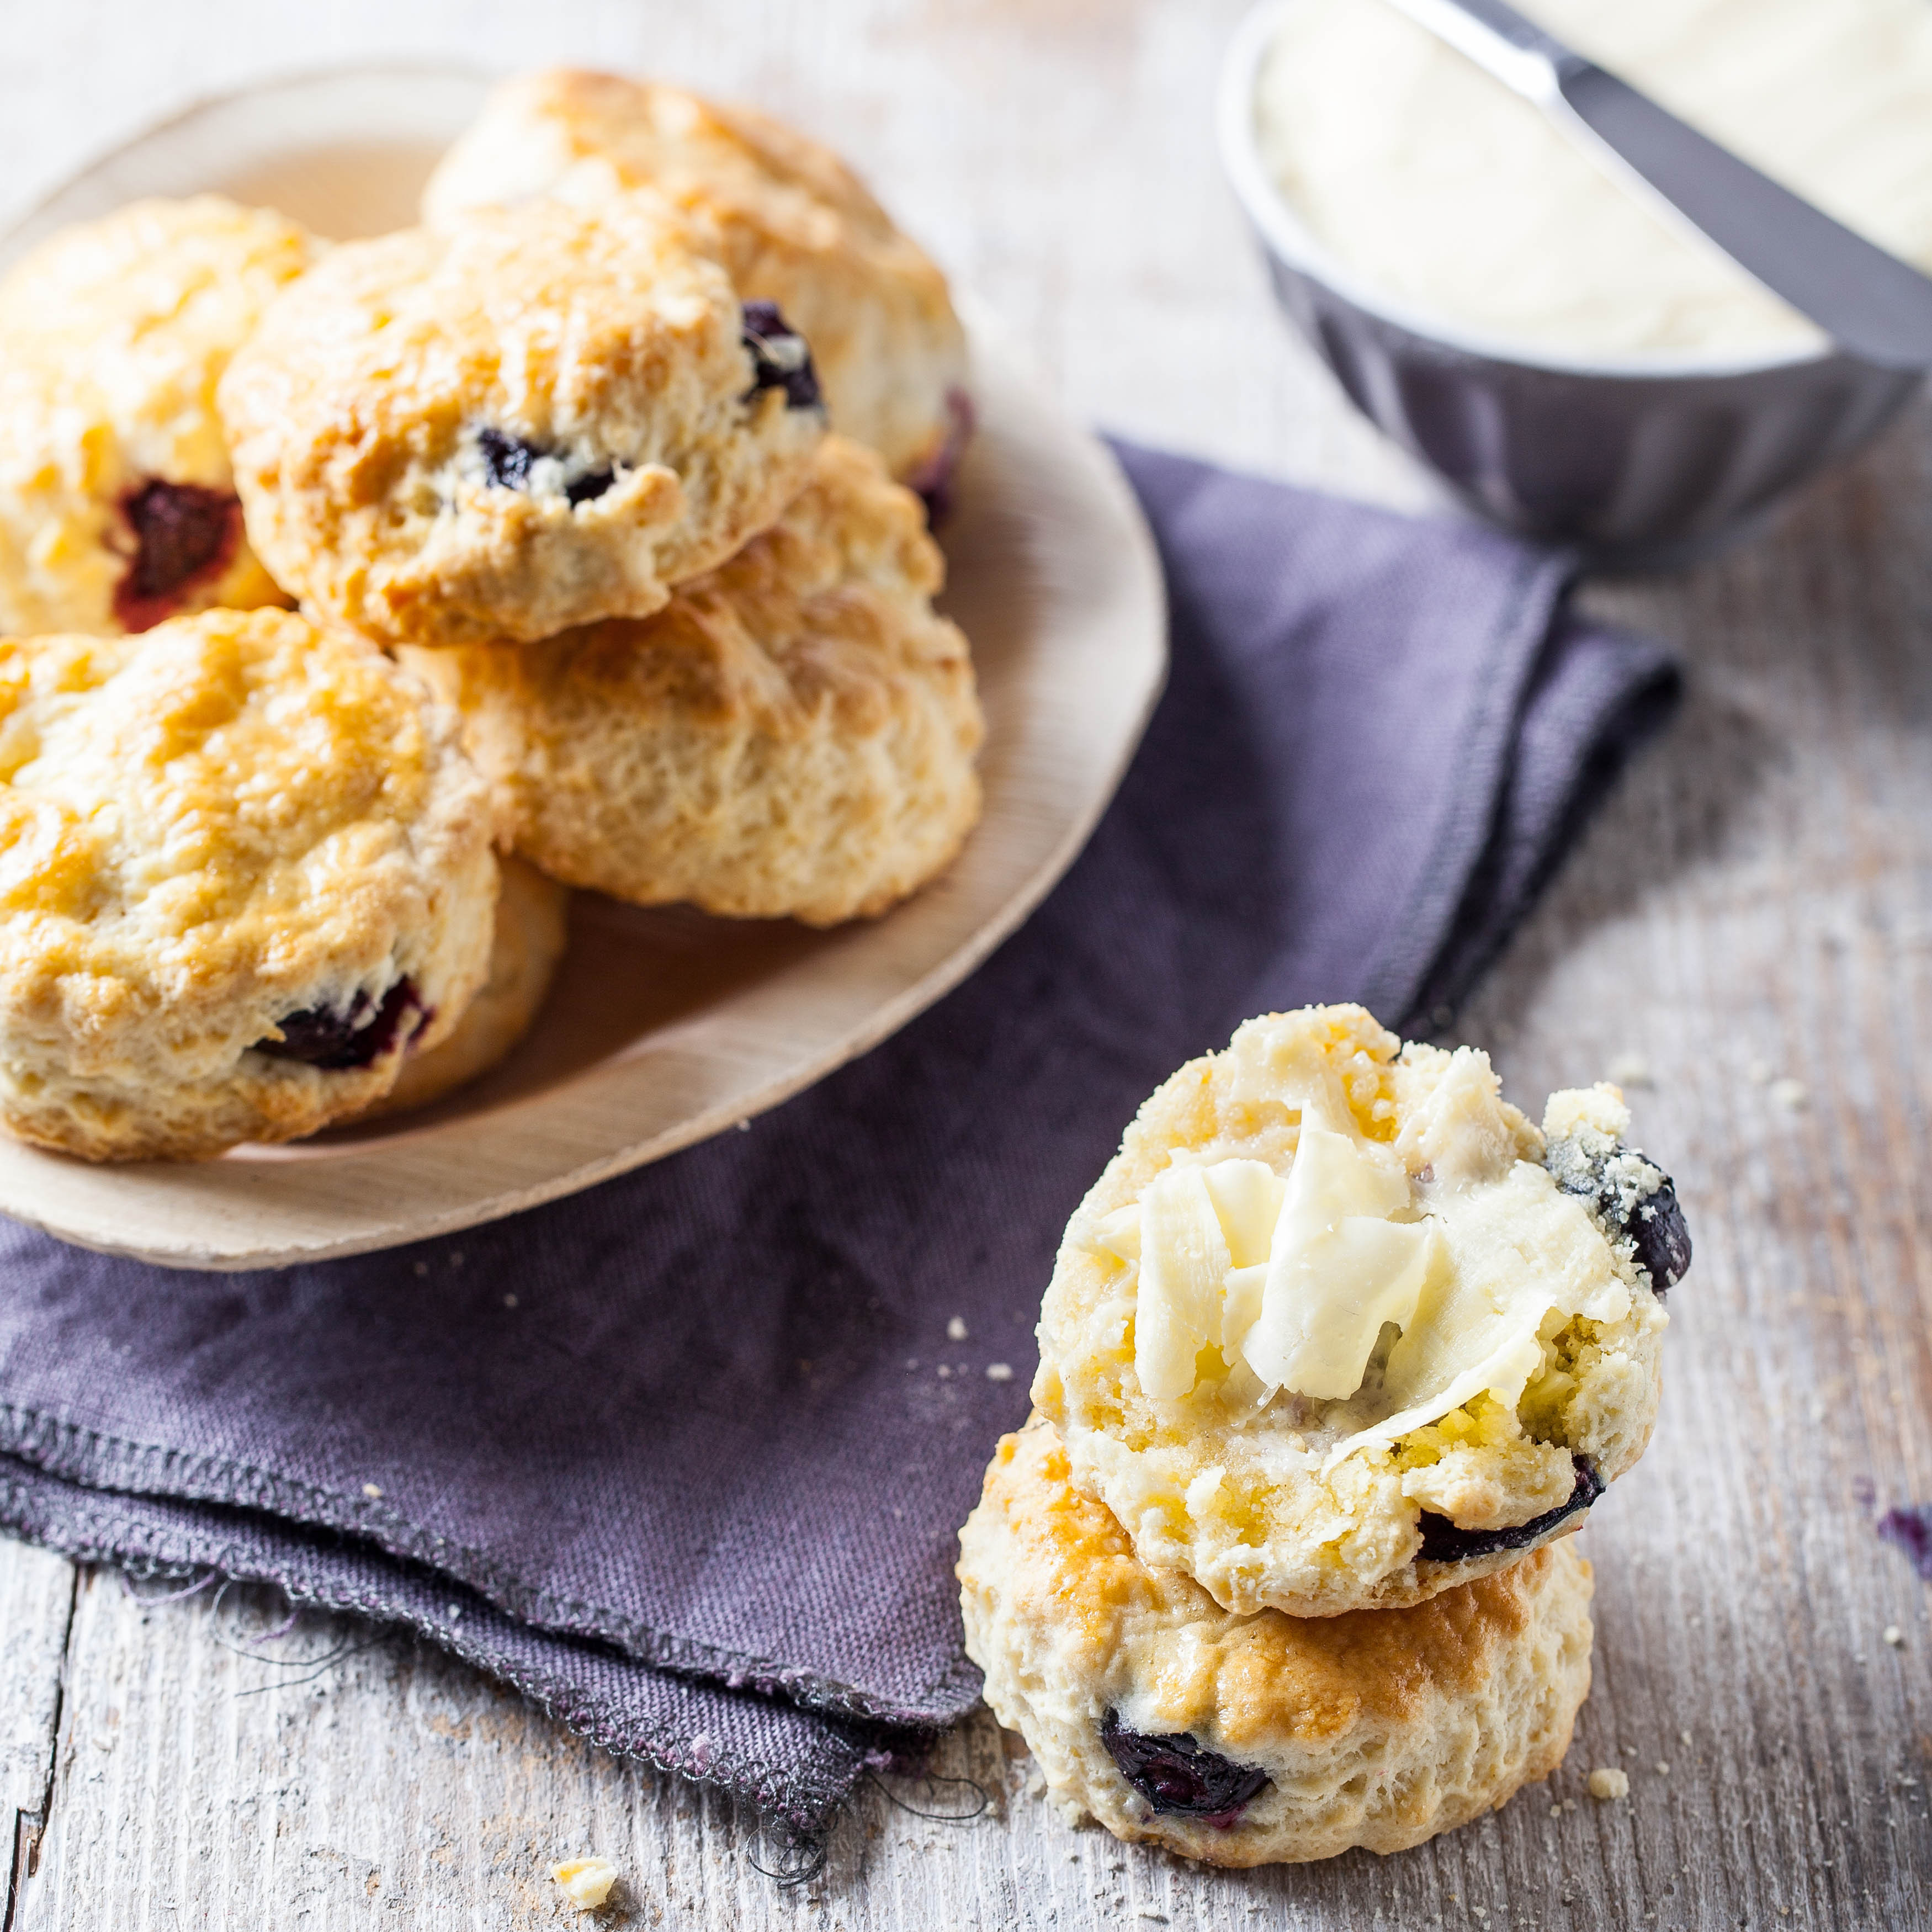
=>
[420,68,971,503]
[957,1418,1594,1865]
[1032,1005,1685,1618]
[0,196,314,637]
[0,608,496,1160]
[219,193,824,650]
[399,436,983,927]
[358,856,568,1119]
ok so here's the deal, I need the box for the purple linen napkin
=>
[0,442,1680,1844]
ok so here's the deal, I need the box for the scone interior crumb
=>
[1033,1005,1678,1616]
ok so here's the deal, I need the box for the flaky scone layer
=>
[401,436,982,926]
[958,1419,1594,1866]
[1034,1005,1672,1618]
[0,195,315,636]
[0,608,496,1159]
[220,193,824,650]
[420,67,969,487]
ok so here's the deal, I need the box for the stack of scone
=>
[958,1004,1692,1864]
[0,72,981,1161]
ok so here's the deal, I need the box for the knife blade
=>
[1379,0,1932,369]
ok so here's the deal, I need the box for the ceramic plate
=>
[0,68,1167,1270]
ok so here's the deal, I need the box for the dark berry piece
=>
[1099,1710,1269,1825]
[1545,1132,1692,1295]
[1878,1506,1932,1579]
[1626,1179,1692,1293]
[478,429,615,507]
[477,428,540,490]
[565,466,615,507]
[741,299,822,411]
[256,976,428,1072]
[113,480,242,633]
[1416,1457,1604,1566]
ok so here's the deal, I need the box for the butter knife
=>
[1379,0,1932,369]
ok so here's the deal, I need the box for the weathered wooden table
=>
[4,2,1931,1925]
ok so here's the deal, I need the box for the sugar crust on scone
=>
[0,608,497,1160]
[400,436,983,927]
[363,855,567,1117]
[0,195,314,637]
[958,1418,1594,1866]
[219,193,824,650]
[1033,1006,1673,1619]
[420,68,969,487]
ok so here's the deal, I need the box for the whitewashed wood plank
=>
[0,1538,74,1923]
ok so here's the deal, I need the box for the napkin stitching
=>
[0,1401,981,1728]
[0,1453,887,1832]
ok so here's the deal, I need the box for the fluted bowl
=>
[1218,0,1925,565]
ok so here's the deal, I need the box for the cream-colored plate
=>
[0,68,1167,1271]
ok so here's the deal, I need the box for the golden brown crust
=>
[0,608,496,1160]
[0,196,314,636]
[401,437,982,926]
[958,1418,1594,1865]
[421,68,969,482]
[219,194,823,650]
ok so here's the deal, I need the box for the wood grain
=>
[2,0,1931,1925]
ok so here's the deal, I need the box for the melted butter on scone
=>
[1039,1004,1678,1617]
[1093,1017,1635,1464]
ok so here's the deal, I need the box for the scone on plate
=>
[0,195,315,636]
[400,436,983,927]
[1033,1005,1690,1619]
[420,68,972,501]
[219,193,825,650]
[0,607,496,1160]
[361,856,568,1118]
[958,1418,1594,1866]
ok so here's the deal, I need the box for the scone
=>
[1033,1005,1690,1618]
[958,1418,1594,1866]
[400,436,983,926]
[0,196,315,636]
[363,856,567,1117]
[0,608,497,1160]
[219,193,825,650]
[420,68,972,500]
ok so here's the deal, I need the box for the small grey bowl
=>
[1218,0,1925,565]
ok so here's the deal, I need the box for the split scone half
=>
[0,195,315,637]
[399,436,983,927]
[0,608,497,1160]
[1033,1005,1690,1618]
[958,1418,1594,1865]
[420,68,972,503]
[219,193,825,650]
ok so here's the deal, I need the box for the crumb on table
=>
[551,1857,618,1908]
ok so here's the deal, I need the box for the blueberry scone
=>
[0,608,496,1160]
[219,193,825,650]
[1033,1005,1690,1618]
[420,68,972,501]
[0,196,314,637]
[958,1419,1594,1865]
[399,436,982,926]
[362,856,567,1118]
